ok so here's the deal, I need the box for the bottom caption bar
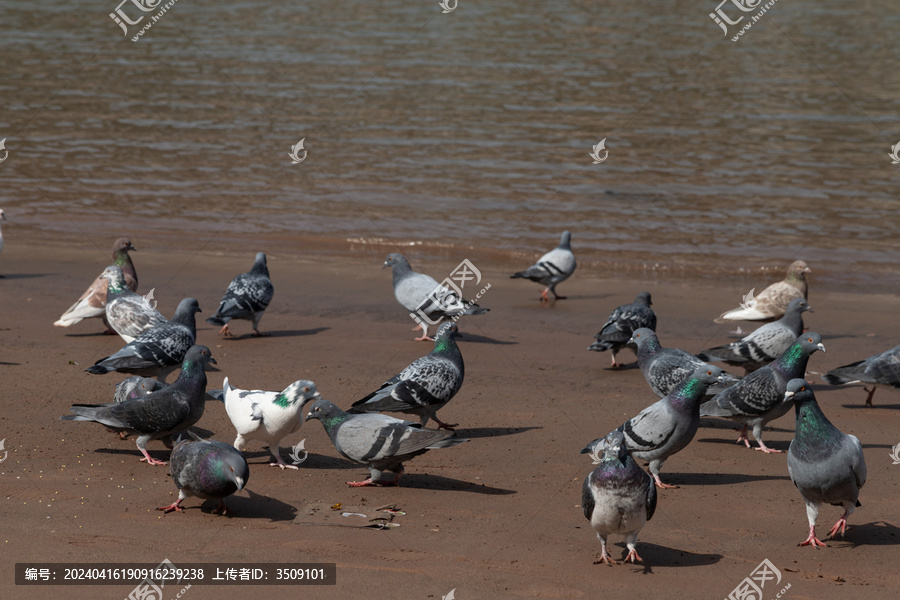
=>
[16,562,336,585]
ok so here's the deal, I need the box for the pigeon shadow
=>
[842,403,900,411]
[695,436,792,453]
[655,471,792,486]
[300,452,368,470]
[601,362,640,372]
[0,361,21,366]
[452,426,541,439]
[389,473,516,494]
[207,488,298,521]
[842,521,900,547]
[0,273,51,280]
[457,333,518,345]
[219,327,330,340]
[597,542,722,572]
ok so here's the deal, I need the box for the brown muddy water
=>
[1,0,899,290]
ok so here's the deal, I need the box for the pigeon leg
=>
[251,314,270,337]
[799,503,827,547]
[347,478,378,487]
[752,440,783,453]
[218,323,233,337]
[540,288,550,302]
[211,500,230,516]
[609,351,620,368]
[268,445,299,470]
[592,535,618,565]
[157,491,186,513]
[412,322,432,342]
[432,415,458,431]
[863,386,877,407]
[826,511,850,539]
[624,545,644,564]
[117,431,128,440]
[137,441,167,465]
[736,425,752,449]
[652,474,678,490]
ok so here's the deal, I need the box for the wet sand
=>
[1,234,899,599]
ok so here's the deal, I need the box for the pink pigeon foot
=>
[653,474,678,489]
[624,548,644,564]
[593,550,619,565]
[826,514,849,539]
[139,448,167,465]
[210,501,230,516]
[269,462,299,470]
[863,387,876,407]
[157,500,183,513]
[753,439,783,453]
[735,425,752,449]
[799,525,827,548]
[218,324,233,337]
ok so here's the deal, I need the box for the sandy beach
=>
[1,233,898,600]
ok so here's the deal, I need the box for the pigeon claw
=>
[347,478,378,487]
[863,387,876,407]
[139,452,167,466]
[211,501,230,516]
[593,553,619,566]
[269,462,299,470]
[653,475,678,489]
[157,501,183,514]
[218,324,233,337]
[752,441,783,454]
[624,548,644,564]
[798,534,827,548]
[826,515,849,539]
[433,417,458,431]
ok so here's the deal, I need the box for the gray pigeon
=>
[511,230,576,301]
[158,433,249,515]
[823,344,900,406]
[103,265,167,343]
[383,253,488,341]
[588,292,656,367]
[86,297,201,382]
[630,328,740,398]
[206,252,274,337]
[698,298,811,373]
[54,238,138,329]
[62,345,216,465]
[785,379,866,547]
[580,367,726,488]
[716,260,810,322]
[114,376,167,404]
[350,322,464,429]
[700,333,825,453]
[305,398,468,486]
[582,430,657,565]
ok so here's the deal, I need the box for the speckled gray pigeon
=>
[785,379,866,547]
[207,252,274,337]
[63,345,216,465]
[350,322,464,429]
[511,230,576,301]
[305,398,468,486]
[158,433,249,516]
[580,366,726,488]
[103,265,167,343]
[86,297,201,382]
[383,253,488,341]
[588,292,656,367]
[698,298,810,373]
[582,430,657,565]
[630,328,739,398]
[700,333,825,453]
[823,343,900,406]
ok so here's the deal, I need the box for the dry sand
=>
[1,235,899,599]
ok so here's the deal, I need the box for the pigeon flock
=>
[33,231,886,566]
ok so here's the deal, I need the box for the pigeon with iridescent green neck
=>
[350,322,464,429]
[103,265,166,343]
[306,398,468,487]
[54,238,138,330]
[700,333,826,453]
[786,379,866,547]
[62,345,216,465]
[219,377,320,469]
[159,432,249,516]
[580,366,727,488]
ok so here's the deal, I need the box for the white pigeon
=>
[103,265,167,343]
[220,377,320,469]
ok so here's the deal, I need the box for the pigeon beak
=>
[784,390,795,401]
[234,476,245,491]
[806,307,814,313]
[210,357,218,365]
[817,343,826,353]
[305,412,314,421]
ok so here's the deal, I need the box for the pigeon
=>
[206,252,274,337]
[511,230,576,301]
[102,265,167,343]
[580,366,727,489]
[114,376,167,404]
[53,238,138,329]
[86,297,201,382]
[62,345,216,465]
[698,298,811,373]
[588,292,656,367]
[716,260,810,322]
[630,328,740,398]
[823,344,900,406]
[158,432,249,515]
[219,377,320,469]
[700,332,826,453]
[582,430,657,565]
[383,253,489,341]
[350,322,464,429]
[785,379,866,547]
[305,398,468,486]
